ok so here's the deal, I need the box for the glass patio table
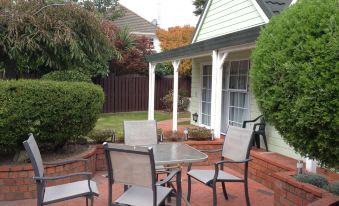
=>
[148,143,208,166]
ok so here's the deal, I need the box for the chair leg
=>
[212,183,217,206]
[187,175,191,202]
[244,180,251,206]
[262,133,268,152]
[86,197,89,206]
[222,182,228,200]
[90,196,94,206]
[254,134,260,148]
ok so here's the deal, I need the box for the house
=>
[146,0,301,159]
[114,5,161,52]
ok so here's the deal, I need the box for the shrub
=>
[0,80,104,153]
[295,174,329,189]
[325,182,339,195]
[161,90,190,112]
[42,70,92,83]
[251,0,338,169]
[188,127,212,141]
[88,129,115,144]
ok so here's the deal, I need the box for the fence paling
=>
[94,75,191,113]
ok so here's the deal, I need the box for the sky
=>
[119,0,200,29]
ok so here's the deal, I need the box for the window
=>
[228,60,249,127]
[201,65,212,126]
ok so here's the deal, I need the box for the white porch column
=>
[211,50,228,138]
[148,62,156,120]
[172,60,180,131]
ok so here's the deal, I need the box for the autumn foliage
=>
[156,26,195,76]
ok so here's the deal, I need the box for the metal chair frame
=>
[103,143,182,206]
[243,115,268,151]
[187,127,254,206]
[23,134,98,206]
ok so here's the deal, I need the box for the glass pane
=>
[203,76,208,88]
[206,90,211,102]
[202,89,206,101]
[238,76,247,90]
[239,60,249,75]
[238,93,246,108]
[229,107,234,122]
[229,76,238,89]
[207,76,212,89]
[230,61,239,75]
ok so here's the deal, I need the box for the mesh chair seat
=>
[115,185,172,206]
[43,180,99,204]
[188,169,240,184]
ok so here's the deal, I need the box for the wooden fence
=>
[93,74,191,113]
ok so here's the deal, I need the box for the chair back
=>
[222,126,254,161]
[258,116,266,131]
[124,120,158,146]
[23,134,44,178]
[23,134,45,204]
[104,143,156,188]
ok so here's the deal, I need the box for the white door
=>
[221,60,250,133]
[201,64,212,126]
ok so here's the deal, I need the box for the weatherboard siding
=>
[195,0,266,42]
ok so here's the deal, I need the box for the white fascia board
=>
[290,0,298,5]
[191,0,213,43]
[249,0,269,23]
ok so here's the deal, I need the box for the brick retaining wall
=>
[0,146,97,201]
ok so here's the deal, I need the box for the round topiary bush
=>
[251,0,338,169]
[41,70,92,83]
[0,80,104,153]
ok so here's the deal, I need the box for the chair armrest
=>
[44,159,89,171]
[242,115,263,128]
[215,158,252,166]
[33,172,92,182]
[156,169,181,186]
[199,149,222,153]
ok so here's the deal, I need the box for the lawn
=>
[95,111,190,139]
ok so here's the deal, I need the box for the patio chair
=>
[123,120,162,145]
[103,143,182,206]
[187,126,254,206]
[242,115,268,151]
[23,134,99,206]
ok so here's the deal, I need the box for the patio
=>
[0,166,274,206]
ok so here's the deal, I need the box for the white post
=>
[148,63,156,120]
[210,51,218,133]
[172,60,180,131]
[214,52,228,139]
[211,50,227,139]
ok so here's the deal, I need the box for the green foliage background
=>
[0,80,104,153]
[42,70,92,83]
[0,1,112,76]
[251,0,338,169]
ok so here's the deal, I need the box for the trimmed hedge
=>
[0,80,104,153]
[41,70,92,83]
[251,0,338,169]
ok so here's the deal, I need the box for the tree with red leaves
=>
[101,20,154,75]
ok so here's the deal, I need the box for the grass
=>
[95,111,190,139]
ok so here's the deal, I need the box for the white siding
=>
[195,0,266,42]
